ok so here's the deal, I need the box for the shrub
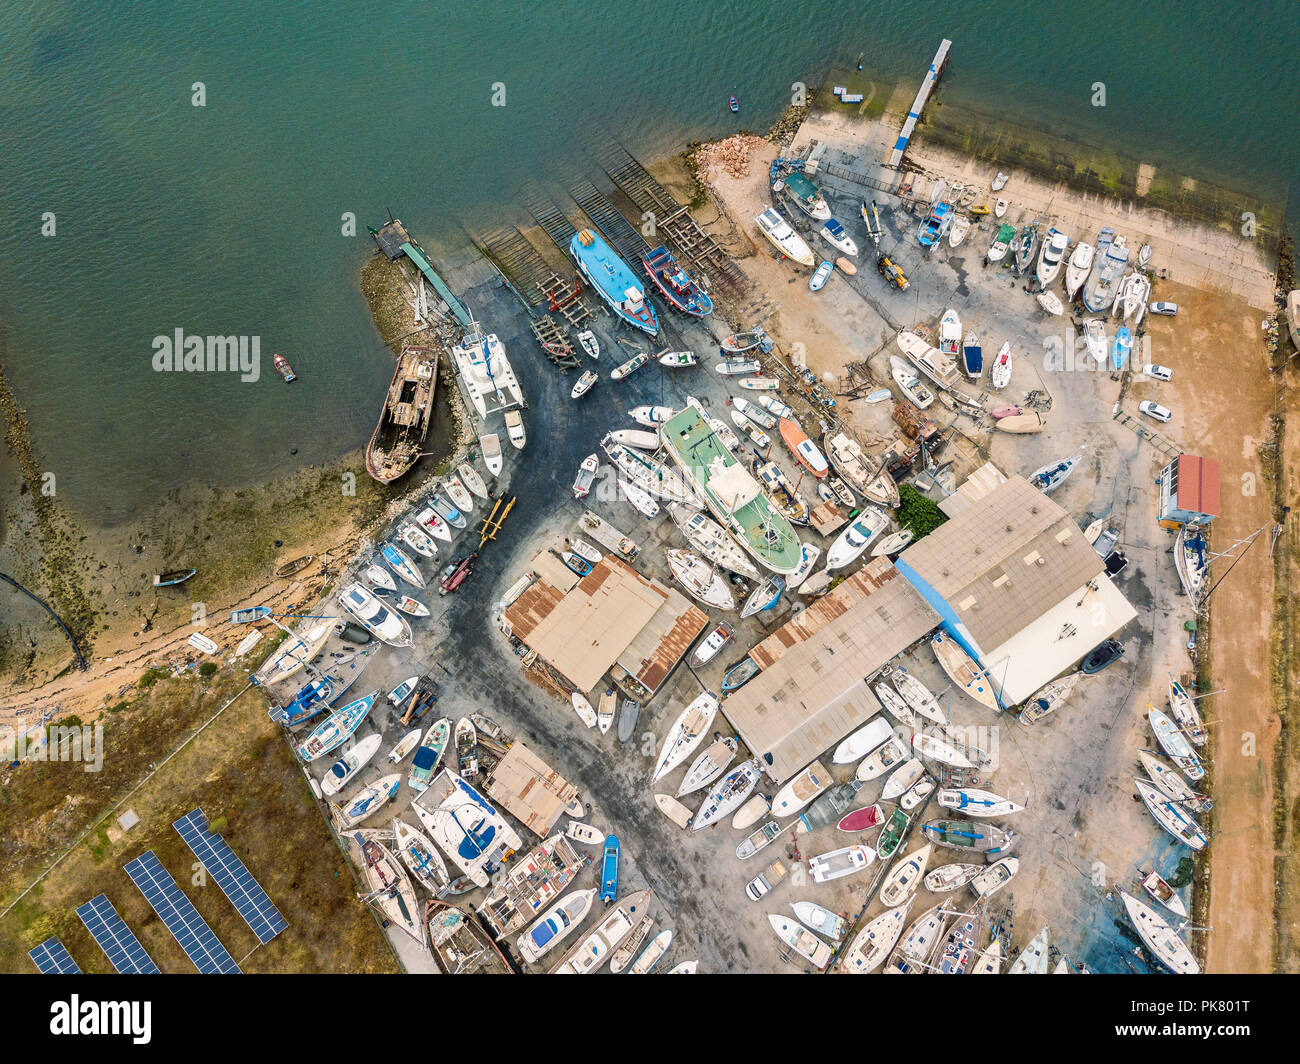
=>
[139,667,168,689]
[897,484,948,540]
[198,662,219,678]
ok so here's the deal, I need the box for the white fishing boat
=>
[668,504,761,579]
[715,359,761,376]
[924,862,983,892]
[730,409,771,447]
[415,505,452,543]
[968,856,1020,899]
[993,198,1008,218]
[665,548,735,610]
[819,217,858,255]
[391,818,451,895]
[786,543,821,589]
[992,172,1009,191]
[689,620,735,669]
[608,428,660,450]
[333,773,401,829]
[808,844,875,884]
[571,370,598,399]
[878,843,933,906]
[387,727,422,764]
[576,330,600,359]
[938,788,1024,818]
[551,889,654,974]
[480,432,504,475]
[1148,705,1205,780]
[503,410,526,450]
[618,478,660,518]
[1036,227,1069,287]
[791,901,846,942]
[570,691,598,729]
[1037,290,1064,316]
[854,737,909,782]
[1007,927,1050,974]
[572,454,599,499]
[1064,241,1094,300]
[517,887,598,964]
[989,342,1012,390]
[320,733,384,797]
[886,903,946,973]
[732,396,775,428]
[842,903,911,973]
[610,352,650,380]
[651,692,721,782]
[880,758,925,802]
[754,207,816,267]
[363,563,397,592]
[770,759,832,817]
[1135,778,1208,850]
[1121,892,1199,974]
[445,475,475,514]
[768,913,832,968]
[1168,679,1208,746]
[691,759,762,831]
[947,214,970,247]
[900,776,935,811]
[630,404,677,427]
[565,820,603,846]
[678,736,738,797]
[1083,318,1108,363]
[355,836,425,948]
[937,309,962,357]
[987,222,1014,261]
[1141,869,1189,919]
[831,716,893,765]
[568,538,602,566]
[889,355,935,409]
[825,506,891,570]
[658,350,697,368]
[930,632,997,710]
[737,820,783,861]
[891,667,946,725]
[873,681,917,727]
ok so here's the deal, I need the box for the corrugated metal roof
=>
[896,476,1104,653]
[722,558,939,782]
[616,587,707,694]
[1175,454,1221,517]
[484,742,577,838]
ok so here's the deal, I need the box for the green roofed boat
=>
[659,407,803,575]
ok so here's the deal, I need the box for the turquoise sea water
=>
[0,0,1295,524]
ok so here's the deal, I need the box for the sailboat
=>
[1174,523,1209,607]
[668,505,761,579]
[1148,705,1205,780]
[1007,927,1050,974]
[1167,679,1209,746]
[842,904,910,973]
[665,549,735,609]
[651,692,721,782]
[356,836,425,948]
[878,843,933,907]
[1029,451,1083,494]
[1134,777,1208,849]
[768,914,832,968]
[691,759,762,831]
[678,736,739,797]
[1121,891,1199,974]
[930,631,997,710]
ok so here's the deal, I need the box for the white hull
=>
[652,693,721,782]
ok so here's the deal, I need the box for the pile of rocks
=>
[694,134,769,180]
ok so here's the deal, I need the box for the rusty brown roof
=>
[617,587,708,694]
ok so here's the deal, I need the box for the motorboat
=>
[1064,241,1094,300]
[1036,227,1069,287]
[990,342,1012,389]
[571,370,598,399]
[824,506,891,569]
[889,356,934,409]
[819,217,858,255]
[755,207,815,267]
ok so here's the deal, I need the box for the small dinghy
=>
[842,904,911,973]
[570,690,598,729]
[652,692,720,781]
[721,657,760,692]
[1140,869,1189,919]
[571,370,598,399]
[565,820,604,846]
[990,342,1012,390]
[576,329,600,359]
[658,350,697,367]
[809,261,834,291]
[654,793,694,829]
[364,563,397,591]
[678,736,739,797]
[597,687,618,735]
[273,555,313,579]
[993,197,1008,217]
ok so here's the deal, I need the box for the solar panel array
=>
[29,936,82,974]
[76,894,160,974]
[124,851,241,974]
[173,808,287,944]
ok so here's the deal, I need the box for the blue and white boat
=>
[641,245,713,316]
[600,835,620,902]
[271,646,376,726]
[1112,325,1132,371]
[569,229,658,335]
[296,690,378,761]
[413,770,523,887]
[809,261,834,291]
[917,202,952,248]
[1083,231,1128,312]
[962,331,983,379]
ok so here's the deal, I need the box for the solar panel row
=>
[28,936,82,974]
[173,808,287,944]
[75,894,160,974]
[124,851,241,974]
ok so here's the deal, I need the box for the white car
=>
[1142,363,1173,381]
[1148,301,1179,316]
[1139,400,1173,423]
